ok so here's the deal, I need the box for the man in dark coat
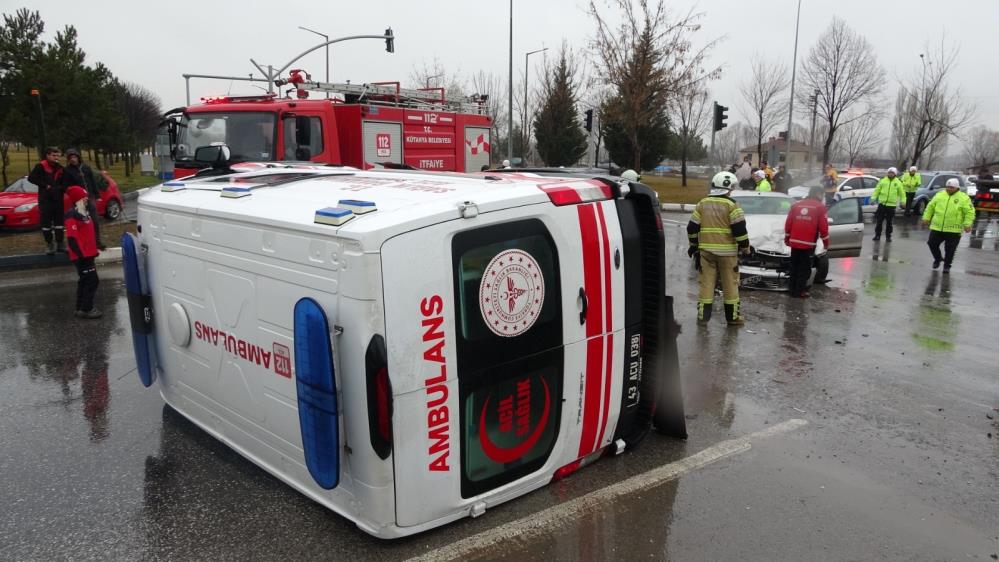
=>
[61,148,105,249]
[27,147,65,254]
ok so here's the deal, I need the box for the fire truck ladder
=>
[279,79,486,114]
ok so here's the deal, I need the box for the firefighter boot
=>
[724,302,745,327]
[46,240,56,255]
[55,228,66,253]
[697,301,713,325]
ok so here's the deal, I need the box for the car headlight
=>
[13,202,37,213]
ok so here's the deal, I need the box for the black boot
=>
[724,302,745,326]
[697,301,713,324]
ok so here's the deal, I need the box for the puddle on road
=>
[910,274,959,351]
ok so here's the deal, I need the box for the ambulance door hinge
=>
[333,325,344,336]
[458,201,479,219]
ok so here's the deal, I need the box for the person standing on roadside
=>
[64,186,102,319]
[773,164,793,194]
[922,178,975,273]
[784,185,829,298]
[821,164,838,205]
[687,171,752,326]
[61,148,105,250]
[900,165,922,216]
[736,155,753,189]
[761,160,774,182]
[27,147,65,255]
[753,169,772,192]
[872,167,906,242]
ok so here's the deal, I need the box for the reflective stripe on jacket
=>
[900,172,921,193]
[687,196,749,256]
[873,176,906,207]
[922,190,975,233]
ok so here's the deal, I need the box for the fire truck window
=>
[460,351,562,495]
[176,112,276,162]
[284,116,324,161]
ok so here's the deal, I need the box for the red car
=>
[0,170,124,230]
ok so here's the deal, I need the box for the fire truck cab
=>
[169,76,492,178]
[122,163,685,538]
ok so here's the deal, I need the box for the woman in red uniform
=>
[64,185,102,319]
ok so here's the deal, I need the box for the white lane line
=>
[406,418,808,562]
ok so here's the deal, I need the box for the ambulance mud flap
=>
[293,297,340,490]
[121,232,156,388]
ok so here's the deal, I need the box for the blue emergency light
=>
[221,186,252,198]
[337,199,377,214]
[161,181,186,192]
[293,297,340,490]
[314,207,354,226]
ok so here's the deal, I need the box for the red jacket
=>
[784,198,829,250]
[65,209,99,261]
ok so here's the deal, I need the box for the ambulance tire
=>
[653,295,688,439]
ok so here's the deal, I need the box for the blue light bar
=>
[337,199,377,214]
[314,207,354,226]
[162,181,186,192]
[221,186,252,198]
[293,297,340,490]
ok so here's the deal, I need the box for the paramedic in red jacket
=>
[784,185,829,298]
[65,186,102,319]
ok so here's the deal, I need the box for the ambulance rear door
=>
[382,190,626,528]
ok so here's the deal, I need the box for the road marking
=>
[406,418,807,562]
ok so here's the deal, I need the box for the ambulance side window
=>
[283,116,324,160]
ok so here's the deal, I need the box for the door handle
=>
[578,287,588,325]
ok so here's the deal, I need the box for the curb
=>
[0,247,123,272]
[661,203,696,212]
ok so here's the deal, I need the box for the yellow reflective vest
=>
[900,172,921,193]
[922,190,975,233]
[687,196,749,256]
[873,176,906,207]
[756,179,772,192]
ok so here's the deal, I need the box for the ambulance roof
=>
[138,167,602,245]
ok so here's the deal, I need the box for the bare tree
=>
[711,121,755,170]
[409,57,466,96]
[670,87,710,185]
[797,18,884,166]
[893,39,975,168]
[964,126,999,169]
[888,88,916,166]
[589,0,719,171]
[834,106,883,167]
[739,56,789,163]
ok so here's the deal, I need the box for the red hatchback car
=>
[0,170,124,230]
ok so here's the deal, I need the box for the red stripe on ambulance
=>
[595,204,614,448]
[421,295,451,472]
[577,203,611,458]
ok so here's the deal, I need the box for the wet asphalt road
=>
[0,213,996,561]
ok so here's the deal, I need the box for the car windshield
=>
[3,178,38,194]
[176,112,277,163]
[733,195,794,215]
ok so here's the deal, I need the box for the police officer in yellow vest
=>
[753,169,772,192]
[872,167,906,242]
[901,165,922,216]
[922,178,975,273]
[687,171,751,326]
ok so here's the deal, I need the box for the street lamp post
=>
[522,47,547,166]
[30,88,47,158]
[299,26,329,98]
[508,0,513,164]
[808,88,819,175]
[785,0,802,166]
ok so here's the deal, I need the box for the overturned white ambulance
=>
[122,158,686,538]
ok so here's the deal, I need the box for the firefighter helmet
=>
[709,171,737,196]
[621,169,640,182]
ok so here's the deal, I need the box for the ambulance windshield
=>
[176,112,277,163]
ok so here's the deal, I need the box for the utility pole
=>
[807,89,818,175]
[784,0,802,166]
[507,0,513,165]
[523,47,547,166]
[30,88,46,158]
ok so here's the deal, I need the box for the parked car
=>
[910,172,968,215]
[0,172,124,230]
[787,170,881,213]
[731,191,864,291]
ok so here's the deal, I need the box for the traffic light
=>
[713,102,728,132]
[385,28,394,53]
[584,109,593,132]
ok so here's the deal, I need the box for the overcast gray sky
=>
[18,0,999,153]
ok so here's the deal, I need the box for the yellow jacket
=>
[900,172,921,193]
[922,190,975,233]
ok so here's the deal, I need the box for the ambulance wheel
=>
[105,199,122,221]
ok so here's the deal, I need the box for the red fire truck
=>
[166,70,493,178]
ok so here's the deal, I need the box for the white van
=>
[122,158,685,538]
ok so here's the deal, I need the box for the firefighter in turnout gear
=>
[687,171,751,326]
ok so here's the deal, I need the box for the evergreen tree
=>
[532,47,587,167]
[602,95,672,171]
